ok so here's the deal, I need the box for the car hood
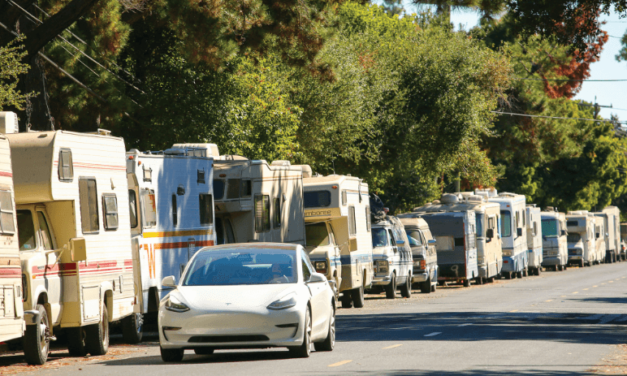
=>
[174,284,299,311]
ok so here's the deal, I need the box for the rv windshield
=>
[567,233,581,243]
[541,219,559,237]
[17,210,36,251]
[371,228,388,247]
[406,230,423,246]
[500,211,512,238]
[476,213,484,237]
[304,191,331,208]
[305,223,330,247]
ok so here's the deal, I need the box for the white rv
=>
[525,205,543,275]
[126,144,217,342]
[464,192,503,282]
[487,192,528,279]
[412,194,479,287]
[8,129,135,358]
[397,215,438,293]
[540,209,568,271]
[566,211,597,267]
[302,174,373,308]
[594,207,621,263]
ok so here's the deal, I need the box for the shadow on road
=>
[99,349,294,366]
[331,370,599,375]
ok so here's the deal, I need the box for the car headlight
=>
[268,292,297,310]
[314,261,328,274]
[375,260,389,273]
[165,295,190,312]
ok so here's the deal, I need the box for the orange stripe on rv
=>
[143,230,214,238]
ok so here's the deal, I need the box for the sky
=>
[386,1,627,122]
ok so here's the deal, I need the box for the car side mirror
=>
[517,228,523,237]
[307,273,326,284]
[486,229,494,238]
[428,239,436,245]
[162,275,176,288]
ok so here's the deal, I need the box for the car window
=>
[371,228,388,247]
[17,210,36,251]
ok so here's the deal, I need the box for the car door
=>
[301,250,329,339]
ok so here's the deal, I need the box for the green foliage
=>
[0,38,31,110]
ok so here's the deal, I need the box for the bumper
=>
[372,274,392,286]
[412,272,429,283]
[544,257,564,265]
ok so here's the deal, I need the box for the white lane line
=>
[458,323,473,327]
[382,344,403,350]
[424,332,442,337]
[328,360,352,367]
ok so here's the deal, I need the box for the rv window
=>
[227,179,240,199]
[197,169,206,184]
[216,217,224,245]
[406,230,423,246]
[79,178,99,234]
[515,211,520,228]
[476,213,484,237]
[348,206,357,236]
[454,237,464,247]
[488,217,495,229]
[213,179,225,200]
[533,222,538,236]
[0,190,15,234]
[341,190,347,206]
[304,191,331,208]
[306,223,330,247]
[17,210,36,251]
[388,230,397,246]
[435,236,454,251]
[371,228,388,247]
[199,194,213,225]
[254,195,270,233]
[58,148,73,182]
[501,211,512,238]
[240,180,252,197]
[366,206,371,232]
[128,190,138,229]
[143,166,152,182]
[172,194,178,227]
[102,194,119,230]
[566,220,579,227]
[273,198,281,228]
[37,212,54,250]
[224,218,235,243]
[141,189,157,228]
[567,233,581,243]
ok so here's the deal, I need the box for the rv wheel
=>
[385,273,397,299]
[463,279,471,287]
[516,271,523,278]
[400,274,411,298]
[431,283,437,292]
[85,304,109,356]
[340,294,352,309]
[351,284,365,308]
[66,327,88,357]
[421,278,431,294]
[122,313,143,344]
[23,304,49,365]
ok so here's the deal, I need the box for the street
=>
[5,262,627,375]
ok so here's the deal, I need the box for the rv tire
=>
[516,271,523,278]
[463,279,471,287]
[85,303,109,356]
[23,304,49,365]
[431,282,437,292]
[352,284,365,308]
[66,327,88,357]
[420,277,431,294]
[503,272,512,279]
[122,313,143,344]
[160,347,184,362]
[340,294,352,308]
[400,274,411,298]
[385,273,396,299]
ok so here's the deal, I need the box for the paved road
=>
[19,263,627,375]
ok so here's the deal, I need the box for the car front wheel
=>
[289,306,312,358]
[314,305,335,352]
[161,347,184,362]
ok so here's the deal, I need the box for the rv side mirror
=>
[561,230,567,236]
[162,275,176,288]
[486,229,494,239]
[396,239,405,245]
[349,238,358,252]
[596,233,600,239]
[517,228,523,237]
[606,233,609,237]
[428,239,436,245]
[71,238,87,262]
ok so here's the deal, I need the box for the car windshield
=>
[542,219,559,237]
[306,223,330,247]
[183,248,297,286]
[372,228,388,247]
[567,233,581,243]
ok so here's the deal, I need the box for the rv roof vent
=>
[568,210,588,215]
[475,187,498,197]
[0,112,19,134]
[97,128,112,136]
[171,143,220,157]
[465,195,484,203]
[441,194,460,204]
[270,160,292,167]
[545,207,556,212]
[432,200,441,204]
[498,192,517,198]
[294,165,312,178]
[216,155,248,161]
[527,203,537,208]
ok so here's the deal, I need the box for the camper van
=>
[398,215,438,293]
[487,192,528,279]
[595,207,621,263]
[368,216,412,299]
[302,174,373,308]
[212,157,305,246]
[8,129,135,358]
[126,144,217,341]
[566,211,597,267]
[464,192,503,282]
[412,194,479,287]
[526,205,543,275]
[540,209,568,271]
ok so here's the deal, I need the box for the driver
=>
[267,263,290,283]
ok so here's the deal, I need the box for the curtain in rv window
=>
[227,179,240,199]
[141,189,157,228]
[58,148,73,182]
[129,190,139,228]
[255,195,270,232]
[199,194,213,225]
[79,178,99,233]
[348,206,356,236]
[500,211,512,238]
[0,190,15,234]
[273,198,281,228]
[102,194,119,230]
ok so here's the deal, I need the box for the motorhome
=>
[368,216,412,299]
[566,211,597,267]
[397,215,438,293]
[621,223,627,260]
[593,217,607,264]
[302,174,373,308]
[487,192,528,279]
[8,129,135,358]
[412,194,479,287]
[594,207,621,263]
[464,192,503,282]
[526,205,543,275]
[126,144,217,341]
[212,157,306,246]
[540,208,568,271]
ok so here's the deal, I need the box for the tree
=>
[0,38,31,110]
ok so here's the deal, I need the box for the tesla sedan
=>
[158,243,336,362]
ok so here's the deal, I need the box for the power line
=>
[492,111,625,124]
[513,77,627,82]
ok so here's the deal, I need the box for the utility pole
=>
[578,96,612,118]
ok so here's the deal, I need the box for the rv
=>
[593,217,607,264]
[302,174,373,308]
[212,157,305,246]
[8,129,135,358]
[621,223,627,260]
[540,209,568,271]
[487,192,528,279]
[465,192,503,282]
[526,205,543,275]
[412,194,479,287]
[368,216,412,299]
[566,211,597,267]
[594,207,621,263]
[126,144,217,341]
[398,215,438,293]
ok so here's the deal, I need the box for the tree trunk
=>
[20,54,55,131]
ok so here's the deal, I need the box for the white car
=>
[158,243,336,362]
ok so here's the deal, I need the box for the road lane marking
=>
[583,288,589,291]
[601,283,606,285]
[561,295,567,298]
[545,300,553,302]
[382,344,403,350]
[593,285,598,288]
[510,310,518,312]
[609,281,614,283]
[424,332,441,337]
[458,323,473,327]
[328,360,352,367]
[573,291,579,294]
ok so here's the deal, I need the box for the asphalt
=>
[19,262,627,375]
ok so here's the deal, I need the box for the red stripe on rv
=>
[154,240,215,250]
[0,171,12,178]
[0,268,21,277]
